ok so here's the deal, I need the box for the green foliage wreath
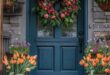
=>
[36,0,80,27]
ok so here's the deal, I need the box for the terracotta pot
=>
[4,0,14,9]
[85,73,107,75]
[95,0,110,11]
[15,74,25,75]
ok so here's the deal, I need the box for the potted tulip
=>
[4,0,21,13]
[95,0,110,11]
[2,41,37,75]
[2,51,37,75]
[4,0,16,9]
[79,40,110,75]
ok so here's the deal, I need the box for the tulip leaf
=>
[9,72,14,75]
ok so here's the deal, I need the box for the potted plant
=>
[9,41,30,54]
[4,0,22,13]
[2,41,37,75]
[95,0,110,11]
[4,0,17,9]
[2,51,37,75]
[79,40,110,75]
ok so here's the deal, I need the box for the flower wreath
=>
[37,0,80,27]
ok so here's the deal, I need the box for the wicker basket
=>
[95,0,110,11]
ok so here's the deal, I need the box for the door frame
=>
[26,0,88,74]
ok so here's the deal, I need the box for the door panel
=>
[35,38,80,75]
[38,47,54,70]
[61,47,77,70]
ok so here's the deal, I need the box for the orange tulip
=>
[2,55,8,65]
[13,54,17,59]
[88,53,92,58]
[14,50,19,57]
[92,61,97,67]
[102,61,107,66]
[10,59,14,64]
[97,53,103,59]
[33,55,37,60]
[86,56,92,61]
[79,59,85,66]
[95,58,99,63]
[13,60,16,64]
[29,56,37,60]
[27,55,30,59]
[105,68,110,73]
[17,58,24,64]
[33,62,37,65]
[107,56,110,61]
[84,63,88,67]
[102,57,108,62]
[29,60,36,65]
[21,54,25,60]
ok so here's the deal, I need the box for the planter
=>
[95,0,110,11]
[85,70,107,75]
[85,74,107,75]
[9,72,25,75]
[4,0,15,9]
[85,73,108,75]
[3,0,22,13]
[15,74,25,75]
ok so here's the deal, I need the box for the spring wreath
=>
[36,0,80,27]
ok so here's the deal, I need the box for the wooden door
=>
[27,0,85,75]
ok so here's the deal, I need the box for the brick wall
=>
[88,0,110,41]
[3,0,110,45]
[3,0,26,47]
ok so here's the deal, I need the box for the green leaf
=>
[69,19,73,23]
[65,18,69,22]
[44,20,48,24]
[30,66,36,70]
[9,72,14,75]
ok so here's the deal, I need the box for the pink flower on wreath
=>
[73,5,78,11]
[48,3,52,7]
[48,9,54,14]
[73,0,77,3]
[51,15,56,19]
[43,6,48,10]
[60,13,65,18]
[44,14,49,18]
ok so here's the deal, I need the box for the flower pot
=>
[4,0,14,9]
[3,0,15,13]
[95,0,110,11]
[85,73,107,75]
[3,1,22,13]
[15,74,25,75]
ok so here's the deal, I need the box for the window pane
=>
[37,19,53,37]
[62,17,77,37]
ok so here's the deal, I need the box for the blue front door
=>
[27,0,85,75]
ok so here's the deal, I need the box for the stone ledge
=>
[94,19,106,23]
[105,12,110,16]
